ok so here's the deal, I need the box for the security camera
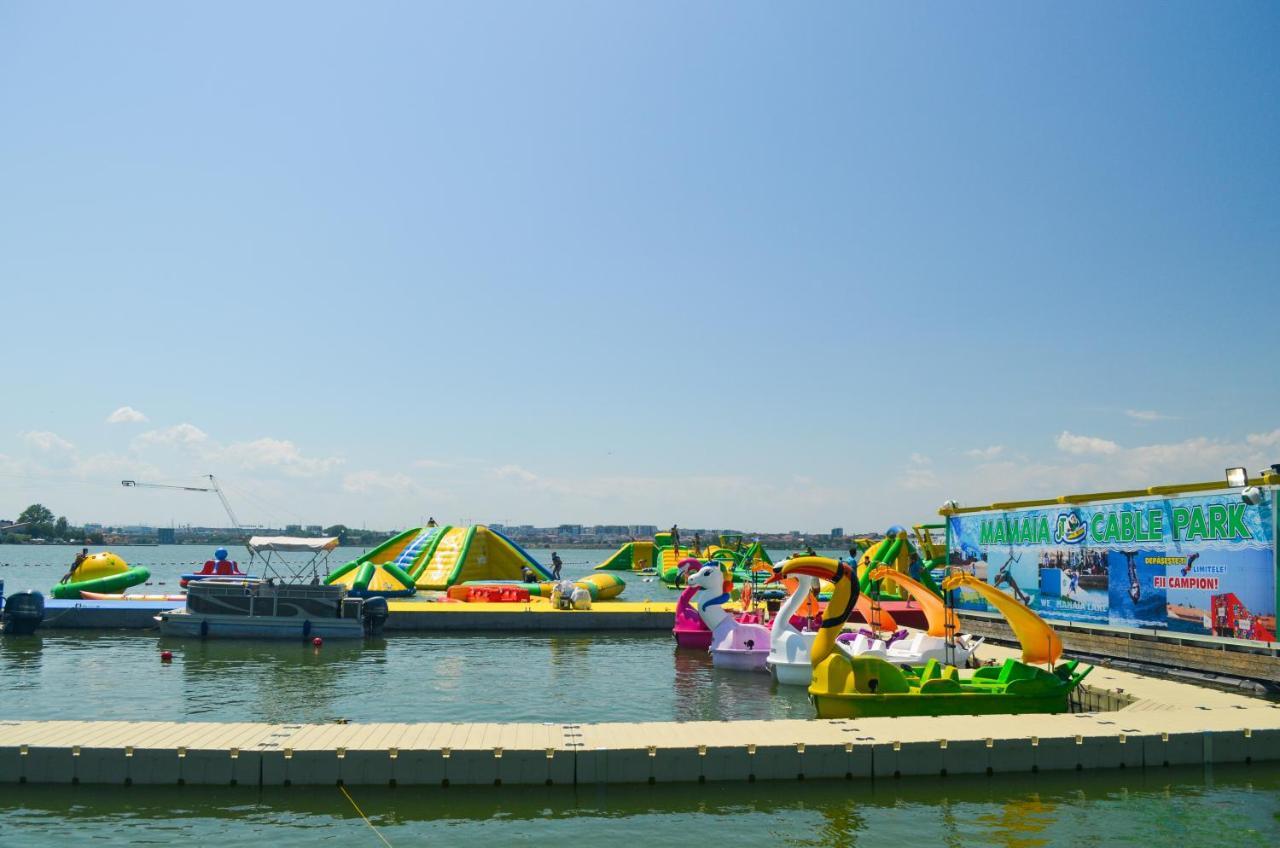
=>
[1242,486,1263,506]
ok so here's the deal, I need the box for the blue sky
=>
[2,2,1278,531]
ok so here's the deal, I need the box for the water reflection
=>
[0,633,44,676]
[970,795,1054,848]
[2,764,1271,830]
[171,637,371,722]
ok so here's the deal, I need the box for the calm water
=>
[1,765,1276,846]
[0,543,842,724]
[4,545,1280,843]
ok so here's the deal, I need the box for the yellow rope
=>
[339,784,394,848]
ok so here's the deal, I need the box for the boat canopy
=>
[247,536,339,554]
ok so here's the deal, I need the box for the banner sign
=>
[946,489,1277,641]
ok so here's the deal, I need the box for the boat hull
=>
[711,648,769,671]
[768,659,813,686]
[811,690,1072,719]
[157,610,364,640]
[673,628,712,649]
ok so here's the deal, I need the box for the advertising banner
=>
[946,489,1277,641]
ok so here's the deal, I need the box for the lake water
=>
[4,544,1278,845]
[0,543,841,725]
[1,765,1276,846]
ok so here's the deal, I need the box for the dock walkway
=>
[4,645,1278,787]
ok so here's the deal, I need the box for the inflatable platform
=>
[49,552,150,600]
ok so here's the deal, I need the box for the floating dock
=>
[40,599,180,630]
[33,598,929,633]
[3,644,1278,787]
[384,600,675,631]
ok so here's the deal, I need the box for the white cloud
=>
[901,452,940,490]
[106,406,148,424]
[1056,431,1120,455]
[1246,428,1280,449]
[129,425,338,478]
[492,464,541,484]
[21,431,75,453]
[220,437,342,477]
[965,445,1004,460]
[133,423,209,448]
[1124,409,1175,423]
[412,458,452,469]
[342,470,416,494]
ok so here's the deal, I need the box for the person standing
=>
[670,524,681,555]
[551,551,563,580]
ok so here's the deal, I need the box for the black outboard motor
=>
[2,590,46,636]
[361,595,389,636]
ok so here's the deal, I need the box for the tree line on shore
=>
[1,504,104,545]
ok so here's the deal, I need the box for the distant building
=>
[305,525,323,535]
[831,527,844,538]
[157,527,176,544]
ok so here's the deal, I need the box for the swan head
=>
[688,563,732,595]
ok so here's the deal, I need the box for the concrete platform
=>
[3,643,1277,787]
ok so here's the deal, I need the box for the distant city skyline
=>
[2,3,1278,531]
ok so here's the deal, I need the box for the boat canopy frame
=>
[245,536,339,581]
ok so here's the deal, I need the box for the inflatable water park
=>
[2,469,1279,789]
[596,530,774,586]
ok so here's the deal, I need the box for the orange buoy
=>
[312,636,323,647]
[160,650,173,662]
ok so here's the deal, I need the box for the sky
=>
[1,2,1278,532]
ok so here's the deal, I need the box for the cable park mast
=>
[121,474,243,540]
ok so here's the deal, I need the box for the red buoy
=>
[160,650,173,662]
[312,636,323,647]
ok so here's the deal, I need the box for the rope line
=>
[339,783,394,848]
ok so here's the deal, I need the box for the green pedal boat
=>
[776,558,1093,719]
[810,654,1091,718]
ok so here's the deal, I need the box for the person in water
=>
[993,552,1031,604]
[551,551,563,579]
[60,547,89,584]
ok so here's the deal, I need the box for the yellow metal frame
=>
[939,470,1280,516]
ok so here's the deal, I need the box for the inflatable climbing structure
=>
[326,524,554,593]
